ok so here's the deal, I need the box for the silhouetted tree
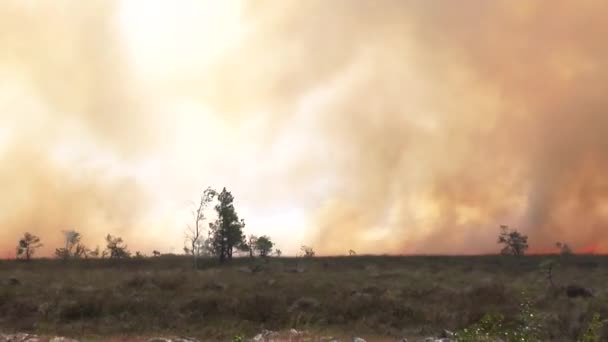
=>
[16,232,42,261]
[55,230,87,259]
[498,225,528,256]
[208,188,245,263]
[275,249,282,257]
[185,187,216,269]
[244,234,258,258]
[300,245,315,258]
[556,242,573,255]
[104,234,130,258]
[255,235,274,257]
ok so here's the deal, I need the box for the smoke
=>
[1,0,607,256]
[0,1,154,255]
[198,0,608,254]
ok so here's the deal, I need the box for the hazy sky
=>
[1,0,608,257]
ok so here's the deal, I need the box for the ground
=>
[1,255,607,341]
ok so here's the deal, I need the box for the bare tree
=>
[186,187,216,268]
[16,232,42,261]
[55,230,86,259]
[245,234,258,258]
[104,234,130,259]
[300,245,315,258]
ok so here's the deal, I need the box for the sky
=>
[1,0,608,257]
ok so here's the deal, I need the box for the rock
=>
[353,338,367,342]
[396,338,408,342]
[7,277,20,286]
[50,338,79,342]
[288,297,321,312]
[289,329,303,336]
[0,333,40,342]
[566,284,593,298]
[206,281,227,291]
[319,337,338,342]
[267,279,276,286]
[252,330,278,342]
[439,329,455,338]
[148,338,199,342]
[237,266,252,274]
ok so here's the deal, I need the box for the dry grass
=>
[1,255,607,341]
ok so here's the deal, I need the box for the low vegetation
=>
[1,255,607,340]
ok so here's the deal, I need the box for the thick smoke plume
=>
[1,0,607,256]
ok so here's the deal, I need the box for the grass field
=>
[0,255,607,341]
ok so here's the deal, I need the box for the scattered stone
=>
[353,338,367,342]
[0,333,40,342]
[566,284,593,298]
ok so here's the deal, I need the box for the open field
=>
[1,255,607,341]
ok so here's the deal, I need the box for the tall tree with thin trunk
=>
[16,232,42,261]
[209,187,245,263]
[186,187,216,268]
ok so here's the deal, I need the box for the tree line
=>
[13,186,575,261]
[14,187,282,265]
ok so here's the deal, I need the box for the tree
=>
[104,234,130,259]
[16,232,42,261]
[497,225,529,256]
[255,235,274,257]
[275,249,282,257]
[185,187,216,269]
[244,234,258,258]
[55,230,87,259]
[300,245,315,258]
[555,242,573,255]
[208,188,245,263]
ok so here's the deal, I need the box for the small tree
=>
[555,242,573,255]
[86,246,100,258]
[245,234,258,258]
[208,187,246,263]
[497,225,529,256]
[300,245,315,258]
[16,232,43,261]
[186,187,216,268]
[104,234,130,259]
[275,249,282,257]
[255,235,274,257]
[55,230,87,259]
